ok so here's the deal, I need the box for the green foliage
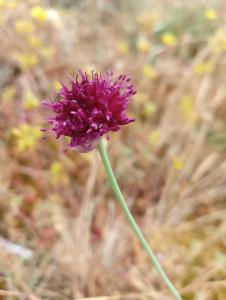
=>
[153,7,218,41]
[207,130,226,150]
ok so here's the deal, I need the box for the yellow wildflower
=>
[161,32,177,46]
[11,124,41,152]
[148,130,160,145]
[28,36,43,48]
[172,156,184,170]
[142,64,157,80]
[136,36,151,53]
[7,0,16,9]
[84,65,96,78]
[83,151,95,162]
[15,54,38,70]
[117,40,129,55]
[52,80,61,90]
[180,95,197,125]
[142,102,156,118]
[193,62,214,75]
[15,20,34,34]
[0,0,5,9]
[49,161,68,185]
[1,86,16,102]
[31,5,47,23]
[23,91,39,110]
[40,47,55,59]
[137,11,159,29]
[204,9,217,20]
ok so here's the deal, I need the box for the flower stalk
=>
[98,139,182,300]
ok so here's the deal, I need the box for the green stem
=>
[98,139,182,300]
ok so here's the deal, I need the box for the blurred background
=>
[0,0,226,299]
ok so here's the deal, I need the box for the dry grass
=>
[0,0,226,299]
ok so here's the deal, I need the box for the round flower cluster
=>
[42,70,136,152]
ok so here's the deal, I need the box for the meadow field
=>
[0,0,226,299]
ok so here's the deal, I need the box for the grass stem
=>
[98,139,182,300]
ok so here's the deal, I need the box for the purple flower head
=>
[42,70,136,152]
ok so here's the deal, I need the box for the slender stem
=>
[98,139,182,300]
